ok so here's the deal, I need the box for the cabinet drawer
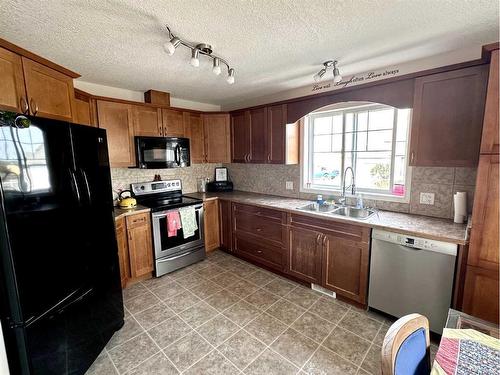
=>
[234,234,284,270]
[126,212,149,228]
[234,210,284,244]
[233,203,285,222]
[290,214,370,243]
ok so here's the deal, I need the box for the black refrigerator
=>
[0,112,124,374]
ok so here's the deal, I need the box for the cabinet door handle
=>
[267,154,271,162]
[256,250,263,254]
[256,227,262,232]
[20,97,29,114]
[29,98,38,116]
[410,151,415,164]
[322,235,327,246]
[316,234,321,245]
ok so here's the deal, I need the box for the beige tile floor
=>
[86,250,438,375]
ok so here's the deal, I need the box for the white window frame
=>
[300,103,412,203]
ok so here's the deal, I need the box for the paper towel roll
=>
[453,192,467,223]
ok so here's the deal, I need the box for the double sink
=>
[297,202,376,220]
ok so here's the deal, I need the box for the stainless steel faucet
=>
[340,167,356,205]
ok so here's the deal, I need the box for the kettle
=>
[118,190,137,209]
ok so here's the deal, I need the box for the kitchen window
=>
[302,103,411,201]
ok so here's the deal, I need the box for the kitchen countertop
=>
[113,204,150,220]
[186,191,469,245]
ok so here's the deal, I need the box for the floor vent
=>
[311,284,336,298]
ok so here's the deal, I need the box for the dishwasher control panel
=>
[372,229,458,256]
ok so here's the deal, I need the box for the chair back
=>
[381,313,431,375]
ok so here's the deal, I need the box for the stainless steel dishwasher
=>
[368,229,458,334]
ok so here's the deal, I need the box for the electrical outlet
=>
[286,181,294,190]
[419,192,435,205]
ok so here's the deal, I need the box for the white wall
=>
[73,81,221,112]
[0,325,9,375]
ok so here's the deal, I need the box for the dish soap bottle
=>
[356,193,363,209]
[316,194,324,205]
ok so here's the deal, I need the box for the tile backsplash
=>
[223,163,476,220]
[110,163,221,198]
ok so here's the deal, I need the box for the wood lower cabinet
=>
[133,105,162,136]
[462,265,499,324]
[126,212,154,279]
[0,46,26,113]
[115,217,130,288]
[203,114,231,163]
[409,65,488,167]
[203,199,220,252]
[287,226,322,284]
[97,100,135,167]
[219,199,232,252]
[323,234,370,304]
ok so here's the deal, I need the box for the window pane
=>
[396,109,410,141]
[314,117,332,135]
[344,132,354,151]
[367,129,393,151]
[368,108,394,130]
[357,112,368,131]
[395,140,406,156]
[313,135,331,152]
[345,113,354,133]
[332,114,343,133]
[356,131,367,151]
[332,134,343,152]
[312,153,342,187]
[355,152,392,190]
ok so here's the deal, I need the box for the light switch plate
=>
[286,181,294,190]
[420,192,435,205]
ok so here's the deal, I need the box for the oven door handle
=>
[157,249,200,262]
[152,204,203,218]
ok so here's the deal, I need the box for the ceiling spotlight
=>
[313,60,341,83]
[333,61,342,83]
[164,24,235,85]
[226,68,235,84]
[190,49,200,67]
[212,58,221,75]
[314,69,326,82]
[163,37,180,56]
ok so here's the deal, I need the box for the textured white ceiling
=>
[1,0,498,107]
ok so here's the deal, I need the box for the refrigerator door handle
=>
[69,169,81,204]
[80,169,92,205]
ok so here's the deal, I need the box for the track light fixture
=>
[164,25,235,84]
[313,60,342,83]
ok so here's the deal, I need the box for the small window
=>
[302,103,411,200]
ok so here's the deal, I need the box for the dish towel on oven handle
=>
[166,211,181,237]
[179,206,198,239]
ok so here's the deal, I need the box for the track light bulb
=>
[190,49,200,67]
[226,68,235,84]
[164,37,180,56]
[212,58,222,75]
[313,69,326,82]
[333,62,342,83]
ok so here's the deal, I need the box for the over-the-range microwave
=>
[135,136,190,169]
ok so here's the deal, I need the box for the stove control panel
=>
[131,179,182,195]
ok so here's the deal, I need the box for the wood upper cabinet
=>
[73,89,97,127]
[267,104,286,164]
[203,113,231,163]
[462,265,499,324]
[323,234,370,304]
[0,46,27,113]
[126,213,154,278]
[184,112,205,163]
[248,107,268,163]
[96,100,135,167]
[162,108,185,137]
[467,154,499,270]
[409,65,488,167]
[231,111,250,162]
[480,49,499,155]
[219,199,232,252]
[22,57,76,121]
[204,199,220,252]
[287,226,322,284]
[133,105,162,136]
[115,217,130,288]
